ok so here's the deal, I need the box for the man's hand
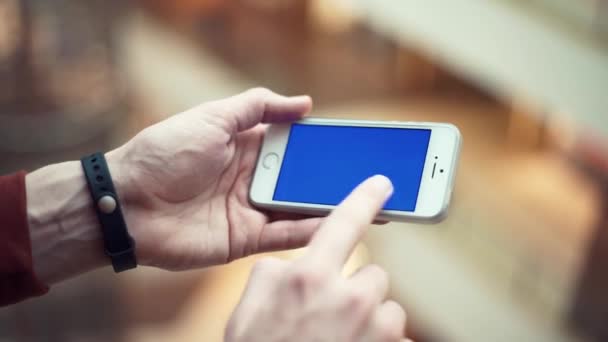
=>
[27,88,323,284]
[108,88,323,270]
[225,175,411,342]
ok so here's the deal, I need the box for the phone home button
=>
[263,153,279,169]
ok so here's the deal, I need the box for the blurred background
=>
[1,0,607,341]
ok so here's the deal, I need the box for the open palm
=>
[108,89,321,270]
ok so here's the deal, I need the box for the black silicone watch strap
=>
[81,153,137,273]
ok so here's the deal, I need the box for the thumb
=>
[212,88,312,133]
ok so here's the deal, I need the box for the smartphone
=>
[249,118,461,223]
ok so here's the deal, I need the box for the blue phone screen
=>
[273,124,431,211]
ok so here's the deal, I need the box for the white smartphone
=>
[249,118,461,223]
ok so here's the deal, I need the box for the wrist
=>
[104,145,144,258]
[106,143,164,268]
[26,161,108,284]
[105,147,132,205]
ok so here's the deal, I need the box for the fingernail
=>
[369,175,393,195]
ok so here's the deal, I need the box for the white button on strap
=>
[98,195,117,214]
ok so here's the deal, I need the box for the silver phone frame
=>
[249,118,462,223]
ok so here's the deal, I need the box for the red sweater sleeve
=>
[0,171,48,306]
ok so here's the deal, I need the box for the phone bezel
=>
[249,118,461,223]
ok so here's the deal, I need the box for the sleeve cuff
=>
[0,171,49,306]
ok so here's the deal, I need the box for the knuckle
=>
[285,266,326,293]
[343,287,374,314]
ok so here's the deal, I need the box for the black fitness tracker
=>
[81,153,137,273]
